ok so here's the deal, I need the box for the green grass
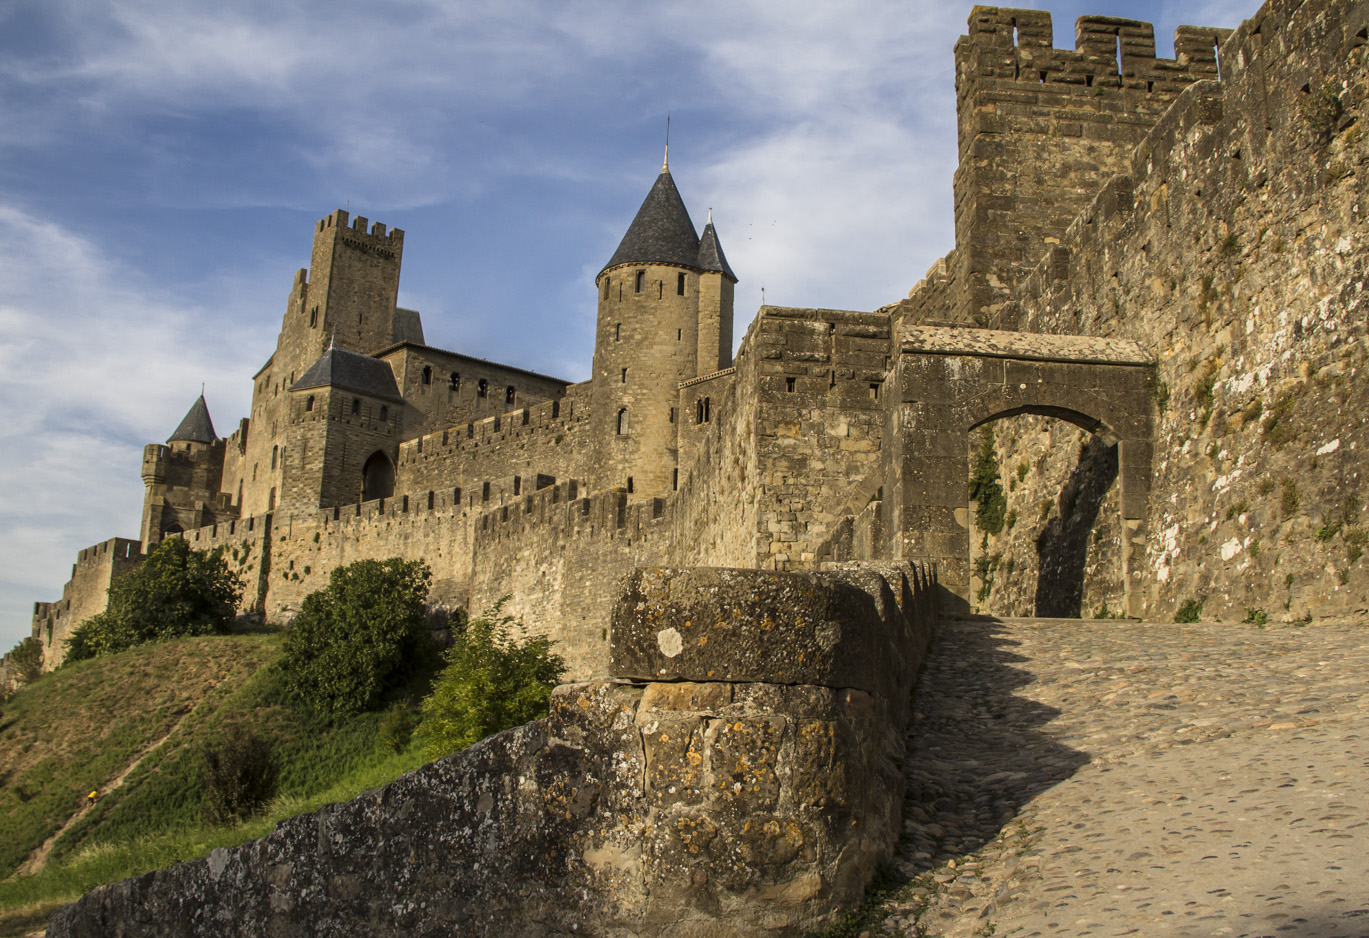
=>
[0,630,434,936]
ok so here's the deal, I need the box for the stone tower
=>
[139,394,228,549]
[951,7,1228,327]
[591,160,736,498]
[235,210,409,517]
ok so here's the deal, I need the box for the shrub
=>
[1174,598,1203,623]
[65,539,242,662]
[378,701,419,754]
[6,638,44,685]
[419,602,565,757]
[281,558,436,714]
[969,428,1007,536]
[200,724,279,825]
[1242,607,1268,625]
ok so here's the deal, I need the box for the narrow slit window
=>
[421,366,432,385]
[351,398,360,416]
[617,409,628,435]
[306,395,315,412]
[635,270,645,293]
[627,477,634,494]
[672,468,678,491]
[506,386,516,404]
[786,377,796,393]
[603,278,610,300]
[478,379,488,398]
[450,372,460,390]
[621,368,628,384]
[379,405,388,422]
[677,272,685,295]
[615,323,621,341]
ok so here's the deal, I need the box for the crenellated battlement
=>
[315,209,404,245]
[959,8,1230,93]
[397,395,579,468]
[72,537,143,575]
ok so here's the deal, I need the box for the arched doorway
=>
[361,451,395,502]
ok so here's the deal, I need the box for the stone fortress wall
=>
[32,0,1369,660]
[965,0,1369,621]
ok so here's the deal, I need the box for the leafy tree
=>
[6,637,44,685]
[419,602,565,757]
[281,558,435,714]
[65,539,242,662]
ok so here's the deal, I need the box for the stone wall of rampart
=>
[982,0,1369,620]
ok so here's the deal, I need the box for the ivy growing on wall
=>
[969,427,1008,536]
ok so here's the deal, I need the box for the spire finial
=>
[707,207,713,225]
[201,382,205,397]
[663,113,670,172]
[327,330,337,351]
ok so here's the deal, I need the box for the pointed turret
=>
[696,211,736,282]
[167,395,217,444]
[600,171,701,275]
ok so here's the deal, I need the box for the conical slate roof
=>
[290,344,402,401]
[696,220,737,282]
[167,395,217,444]
[601,170,700,274]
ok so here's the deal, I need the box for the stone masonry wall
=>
[992,0,1369,621]
[48,562,936,938]
[31,537,145,670]
[950,7,1230,327]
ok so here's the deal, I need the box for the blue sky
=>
[0,0,1251,650]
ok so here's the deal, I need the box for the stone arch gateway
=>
[885,325,1155,616]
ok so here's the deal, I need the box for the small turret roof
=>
[601,170,701,275]
[696,218,737,282]
[290,344,403,401]
[167,395,217,444]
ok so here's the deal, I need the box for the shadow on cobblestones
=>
[896,616,1089,873]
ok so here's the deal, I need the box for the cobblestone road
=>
[869,616,1369,938]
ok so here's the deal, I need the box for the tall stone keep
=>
[592,160,737,498]
[951,7,1229,326]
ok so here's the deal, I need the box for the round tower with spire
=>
[591,155,737,498]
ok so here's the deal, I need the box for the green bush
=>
[377,701,419,754]
[200,724,279,825]
[281,558,435,715]
[1174,598,1203,623]
[6,637,44,684]
[65,539,242,662]
[419,602,565,757]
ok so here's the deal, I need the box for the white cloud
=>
[0,204,263,647]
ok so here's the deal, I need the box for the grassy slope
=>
[0,632,430,938]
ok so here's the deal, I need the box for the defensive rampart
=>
[973,0,1369,621]
[47,562,936,938]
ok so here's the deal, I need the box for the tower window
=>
[696,397,711,424]
[422,366,432,385]
[603,278,610,300]
[506,386,516,404]
[309,308,318,327]
[621,368,628,384]
[677,272,685,295]
[669,407,675,424]
[635,270,645,293]
[677,329,682,340]
[271,445,278,470]
[615,323,621,341]
[869,383,880,400]
[617,408,628,435]
[658,281,663,299]
[379,405,389,422]
[306,395,315,412]
[478,379,488,398]
[786,377,796,393]
[627,477,634,493]
[673,468,678,490]
[351,398,360,416]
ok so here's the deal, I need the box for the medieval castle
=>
[28,0,1369,934]
[21,0,1369,688]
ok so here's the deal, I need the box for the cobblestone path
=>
[870,616,1369,938]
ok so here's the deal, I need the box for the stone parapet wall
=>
[47,563,935,938]
[984,0,1369,619]
[394,385,589,495]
